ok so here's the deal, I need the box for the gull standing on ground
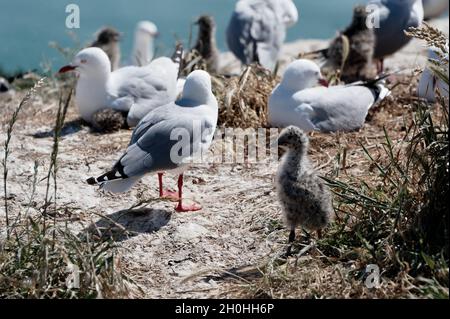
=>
[132,21,159,66]
[368,0,424,72]
[59,45,183,127]
[193,15,220,74]
[275,126,333,255]
[226,0,299,71]
[268,59,391,133]
[87,70,218,212]
[91,27,122,71]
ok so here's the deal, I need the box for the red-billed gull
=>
[87,70,218,213]
[59,44,183,127]
[268,59,390,133]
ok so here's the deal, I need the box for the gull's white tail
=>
[100,176,142,193]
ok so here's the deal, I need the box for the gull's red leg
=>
[175,174,202,212]
[158,173,178,201]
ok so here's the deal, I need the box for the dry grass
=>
[214,64,278,129]
[0,85,128,298]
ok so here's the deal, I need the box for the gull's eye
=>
[80,59,87,64]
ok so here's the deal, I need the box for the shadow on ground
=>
[87,208,172,242]
[31,119,86,138]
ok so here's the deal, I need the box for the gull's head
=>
[276,126,309,152]
[136,21,159,38]
[182,70,213,105]
[59,47,111,76]
[95,27,121,44]
[351,5,370,29]
[281,59,328,92]
[195,15,216,31]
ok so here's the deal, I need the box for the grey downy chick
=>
[193,15,220,74]
[327,5,375,81]
[91,27,122,71]
[306,5,375,82]
[275,126,334,253]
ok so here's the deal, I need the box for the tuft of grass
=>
[215,64,278,129]
[1,83,128,298]
[3,78,46,240]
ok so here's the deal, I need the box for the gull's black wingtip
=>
[86,177,97,185]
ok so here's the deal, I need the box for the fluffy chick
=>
[91,27,122,71]
[92,109,126,133]
[193,15,220,74]
[275,126,334,252]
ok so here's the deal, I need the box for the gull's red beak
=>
[318,78,329,87]
[58,65,77,74]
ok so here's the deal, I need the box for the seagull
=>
[132,21,159,66]
[275,126,333,255]
[226,0,299,71]
[418,47,449,103]
[268,59,391,133]
[423,0,449,20]
[368,0,424,72]
[87,70,218,212]
[193,15,220,74]
[304,5,376,82]
[58,44,183,127]
[91,27,122,71]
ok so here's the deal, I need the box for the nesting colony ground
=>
[0,19,448,298]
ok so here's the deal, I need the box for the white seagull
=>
[418,47,449,103]
[226,0,299,71]
[87,70,218,212]
[59,45,182,127]
[268,59,391,133]
[132,21,159,66]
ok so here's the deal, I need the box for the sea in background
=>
[0,0,378,73]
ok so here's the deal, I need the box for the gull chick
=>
[276,126,333,250]
[91,27,122,71]
[320,5,376,82]
[87,70,218,212]
[193,15,220,74]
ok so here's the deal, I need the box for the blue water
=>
[0,0,363,73]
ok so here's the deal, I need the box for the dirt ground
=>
[0,18,448,298]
